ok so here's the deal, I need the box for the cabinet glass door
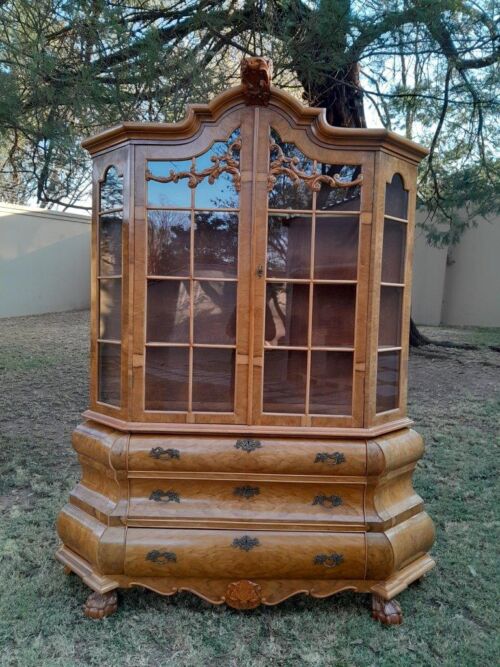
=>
[255,127,364,426]
[141,126,249,422]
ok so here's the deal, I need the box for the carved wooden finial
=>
[240,57,273,106]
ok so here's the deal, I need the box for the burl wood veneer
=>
[57,57,435,622]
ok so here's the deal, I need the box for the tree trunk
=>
[309,65,366,129]
[409,318,432,347]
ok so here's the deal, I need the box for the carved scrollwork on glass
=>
[146,138,242,191]
[146,550,177,564]
[312,494,343,508]
[233,486,260,499]
[149,447,180,460]
[268,139,363,193]
[149,489,180,503]
[314,553,344,568]
[235,439,262,453]
[232,536,260,552]
[314,452,346,465]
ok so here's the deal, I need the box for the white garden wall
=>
[0,202,91,318]
[411,210,500,327]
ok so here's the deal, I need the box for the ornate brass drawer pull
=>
[235,439,262,453]
[232,536,260,552]
[146,550,177,564]
[149,447,180,460]
[314,452,346,465]
[234,486,260,499]
[314,553,344,568]
[312,494,343,508]
[149,489,180,503]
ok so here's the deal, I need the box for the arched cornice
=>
[82,84,428,164]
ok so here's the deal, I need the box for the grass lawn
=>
[0,311,499,666]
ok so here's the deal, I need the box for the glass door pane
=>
[192,348,235,412]
[145,347,189,411]
[265,283,309,347]
[376,350,401,412]
[146,280,190,343]
[263,350,307,413]
[381,218,406,283]
[311,284,356,348]
[309,351,353,415]
[267,214,311,278]
[147,210,191,276]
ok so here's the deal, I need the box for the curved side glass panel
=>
[376,173,409,413]
[97,166,123,406]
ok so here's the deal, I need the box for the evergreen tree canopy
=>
[0,0,498,245]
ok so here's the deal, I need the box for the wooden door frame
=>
[89,146,131,422]
[366,155,417,428]
[249,107,376,429]
[131,107,253,426]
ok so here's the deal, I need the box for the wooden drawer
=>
[128,436,366,476]
[128,479,364,525]
[124,528,366,579]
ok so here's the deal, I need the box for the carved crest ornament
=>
[241,56,273,105]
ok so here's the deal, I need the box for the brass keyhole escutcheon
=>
[256,264,264,278]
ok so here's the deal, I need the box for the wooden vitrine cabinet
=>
[57,59,435,623]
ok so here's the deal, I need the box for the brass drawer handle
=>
[146,550,177,564]
[149,489,180,503]
[234,486,260,499]
[314,452,346,465]
[235,439,262,453]
[232,536,260,551]
[313,494,343,508]
[149,447,180,460]
[314,553,344,568]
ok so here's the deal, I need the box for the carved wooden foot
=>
[63,565,72,575]
[83,590,118,619]
[371,594,403,625]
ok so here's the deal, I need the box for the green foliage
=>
[0,0,498,243]
[418,160,499,246]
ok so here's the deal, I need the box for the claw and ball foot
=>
[371,594,403,625]
[83,590,118,619]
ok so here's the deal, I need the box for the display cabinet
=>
[57,58,435,623]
